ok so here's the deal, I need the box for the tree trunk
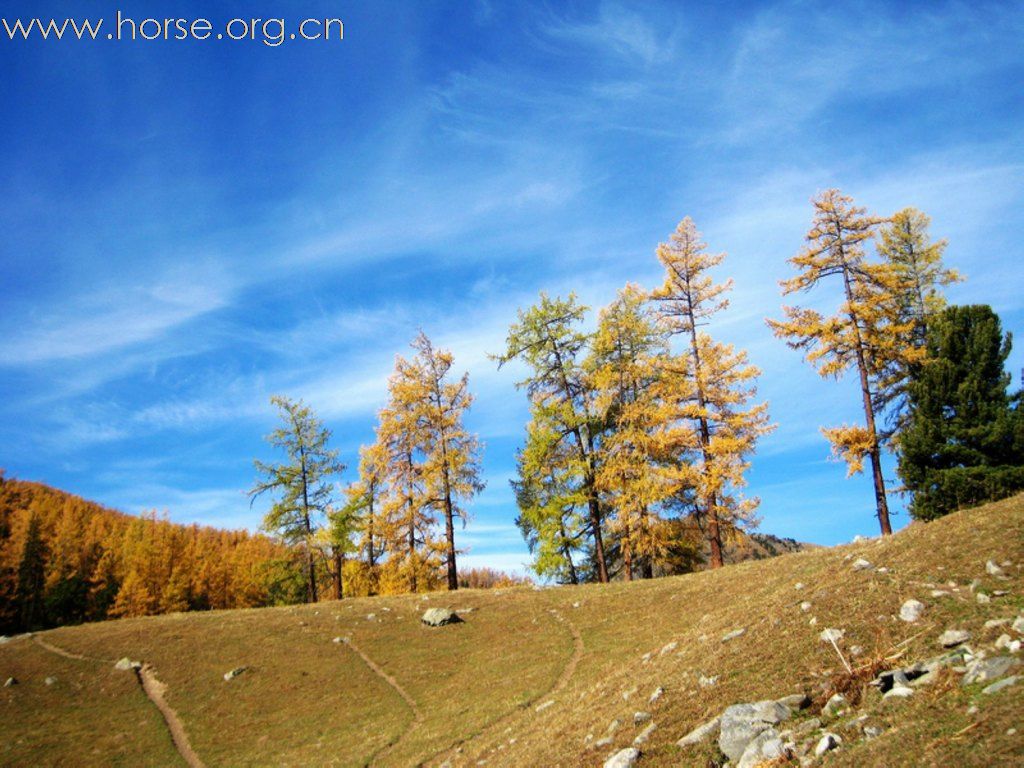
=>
[444,491,458,590]
[332,548,343,600]
[558,518,579,585]
[688,322,724,568]
[840,249,892,536]
[300,458,318,603]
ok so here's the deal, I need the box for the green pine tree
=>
[898,305,1024,520]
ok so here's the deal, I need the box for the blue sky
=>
[2,1,1022,574]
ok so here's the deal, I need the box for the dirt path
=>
[423,607,585,766]
[31,634,204,768]
[136,664,205,768]
[339,636,422,766]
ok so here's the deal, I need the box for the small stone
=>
[633,722,657,746]
[992,590,1010,597]
[44,677,56,686]
[602,747,640,768]
[877,567,890,574]
[640,652,652,664]
[977,593,991,604]
[3,677,16,687]
[721,628,746,642]
[899,599,926,623]
[535,700,554,712]
[883,686,914,699]
[995,634,1012,650]
[223,667,247,681]
[985,619,1011,629]
[852,558,874,571]
[1009,640,1022,653]
[863,725,883,739]
[648,686,664,705]
[822,693,848,718]
[981,676,1018,695]
[633,711,651,726]
[986,560,1005,577]
[677,716,720,747]
[800,601,812,612]
[809,616,818,626]
[963,656,1019,686]
[852,534,869,543]
[814,733,841,756]
[776,693,811,710]
[794,582,805,591]
[849,645,864,657]
[931,590,951,598]
[1012,617,1024,634]
[421,608,461,627]
[699,675,718,688]
[622,687,637,701]
[332,636,343,644]
[938,629,971,648]
[967,704,979,715]
[114,658,134,671]
[366,613,377,620]
[791,717,821,736]
[819,628,845,644]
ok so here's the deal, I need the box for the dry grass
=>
[2,494,1023,767]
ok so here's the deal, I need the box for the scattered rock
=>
[995,634,1012,650]
[852,558,874,572]
[899,599,926,623]
[985,618,1011,629]
[852,534,870,543]
[736,728,785,768]
[699,675,718,688]
[44,677,56,686]
[822,693,848,718]
[814,733,841,756]
[719,700,791,761]
[790,717,821,736]
[1012,617,1024,634]
[633,722,656,746]
[962,656,1019,686]
[721,628,746,643]
[659,641,677,655]
[864,725,884,739]
[535,700,554,713]
[641,652,652,664]
[332,636,343,644]
[776,693,811,710]
[819,628,845,644]
[622,687,637,701]
[794,582,805,591]
[883,685,914,699]
[603,747,640,768]
[648,686,664,705]
[223,667,247,681]
[981,676,1018,695]
[938,629,971,648]
[633,711,651,726]
[114,658,141,671]
[677,716,720,747]
[3,677,16,687]
[366,613,377,621]
[977,593,991,604]
[931,590,951,598]
[800,601,812,612]
[986,560,1005,577]
[421,608,461,627]
[992,590,1010,597]
[849,645,864,657]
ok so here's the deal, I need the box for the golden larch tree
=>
[652,217,773,567]
[767,189,915,535]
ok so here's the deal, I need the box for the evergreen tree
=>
[249,396,343,603]
[652,218,773,567]
[495,293,611,582]
[899,305,1024,520]
[768,190,914,535]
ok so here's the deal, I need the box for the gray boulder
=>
[981,675,1018,695]
[736,728,786,768]
[602,747,640,768]
[899,599,925,623]
[938,629,971,648]
[719,700,792,760]
[821,693,848,718]
[633,722,657,747]
[223,666,247,681]
[962,656,1019,686]
[814,733,841,756]
[421,607,461,627]
[677,715,720,747]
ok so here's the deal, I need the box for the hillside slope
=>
[2,496,1023,767]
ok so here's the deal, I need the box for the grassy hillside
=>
[2,495,1023,767]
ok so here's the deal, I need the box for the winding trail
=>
[31,634,204,768]
[423,607,584,767]
[339,636,422,766]
[135,663,205,768]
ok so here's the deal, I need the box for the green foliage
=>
[250,395,343,602]
[899,305,1024,520]
[16,513,46,630]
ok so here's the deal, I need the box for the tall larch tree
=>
[411,332,484,591]
[875,207,963,434]
[512,410,586,584]
[652,217,773,567]
[249,396,343,603]
[346,443,387,595]
[590,285,671,579]
[767,190,913,535]
[376,354,439,593]
[495,293,610,582]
